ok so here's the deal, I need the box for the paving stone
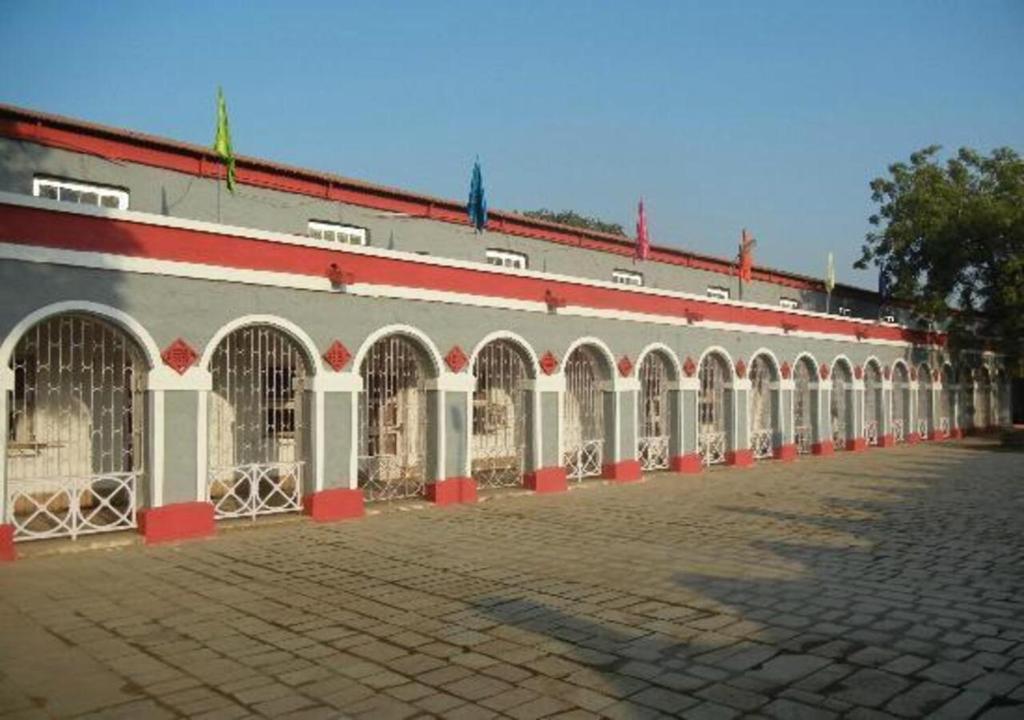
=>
[762,697,838,720]
[920,660,987,686]
[832,669,910,707]
[884,680,959,717]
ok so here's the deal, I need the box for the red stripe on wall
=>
[0,203,942,346]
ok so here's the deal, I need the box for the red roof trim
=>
[0,103,874,297]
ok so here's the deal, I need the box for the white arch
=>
[831,353,855,379]
[469,330,540,379]
[200,314,321,374]
[892,358,910,382]
[562,336,616,376]
[748,346,782,380]
[863,355,884,381]
[697,345,736,381]
[917,361,933,385]
[635,342,682,381]
[352,323,443,377]
[0,301,161,370]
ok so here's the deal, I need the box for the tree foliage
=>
[518,208,626,237]
[856,146,1024,366]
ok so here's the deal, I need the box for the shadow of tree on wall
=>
[470,445,1024,718]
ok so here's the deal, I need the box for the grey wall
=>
[0,137,899,321]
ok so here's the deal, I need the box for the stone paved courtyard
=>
[1,438,1023,720]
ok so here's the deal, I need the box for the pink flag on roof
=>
[635,199,650,260]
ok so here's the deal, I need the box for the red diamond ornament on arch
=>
[162,338,198,375]
[445,345,469,373]
[539,351,559,376]
[323,340,351,372]
[617,355,633,377]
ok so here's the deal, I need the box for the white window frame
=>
[307,220,368,246]
[706,286,730,300]
[612,269,644,287]
[881,313,897,324]
[837,306,852,317]
[485,249,528,270]
[779,297,800,310]
[33,177,129,210]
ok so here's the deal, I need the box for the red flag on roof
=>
[738,228,756,283]
[635,200,650,260]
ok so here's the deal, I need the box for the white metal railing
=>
[8,472,138,541]
[794,425,812,455]
[471,444,524,489]
[864,420,879,446]
[832,419,847,450]
[564,439,603,481]
[939,416,950,438]
[208,462,302,519]
[751,428,773,460]
[893,418,905,443]
[638,435,670,471]
[917,419,929,438]
[359,455,425,501]
[698,431,726,466]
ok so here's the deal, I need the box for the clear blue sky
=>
[2,1,1022,288]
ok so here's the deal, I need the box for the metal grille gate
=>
[698,354,727,466]
[864,363,881,446]
[471,341,527,488]
[749,356,774,460]
[893,364,908,443]
[917,365,932,438]
[831,362,851,450]
[208,326,307,519]
[359,336,429,500]
[638,353,670,471]
[563,347,604,480]
[794,359,813,454]
[7,314,145,541]
[940,367,953,437]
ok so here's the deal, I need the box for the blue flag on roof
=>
[878,264,891,301]
[467,158,487,233]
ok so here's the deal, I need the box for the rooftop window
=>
[33,177,128,210]
[308,220,367,246]
[612,269,644,287]
[779,297,800,310]
[706,286,730,300]
[486,249,527,270]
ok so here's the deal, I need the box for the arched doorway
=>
[793,356,816,455]
[471,339,531,489]
[893,362,909,443]
[749,354,779,460]
[698,352,731,466]
[940,365,954,437]
[7,313,147,540]
[358,334,432,500]
[917,364,933,439]
[638,351,672,471]
[864,360,883,446]
[975,367,992,429]
[831,359,854,450]
[563,345,611,480]
[207,324,310,519]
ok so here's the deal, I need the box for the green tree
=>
[856,146,1024,366]
[518,208,627,237]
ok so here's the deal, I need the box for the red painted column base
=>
[907,433,921,444]
[950,428,964,439]
[670,454,702,473]
[773,444,797,461]
[524,467,568,493]
[879,434,895,447]
[426,477,477,505]
[812,441,834,456]
[602,460,642,483]
[927,430,945,441]
[846,438,867,452]
[137,502,215,545]
[303,488,364,522]
[0,524,15,562]
[726,449,754,467]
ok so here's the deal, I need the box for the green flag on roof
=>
[213,87,236,193]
